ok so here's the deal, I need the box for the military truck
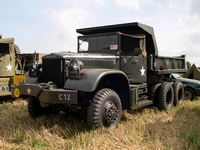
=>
[11,22,187,130]
[0,34,45,97]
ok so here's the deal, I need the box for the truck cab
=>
[78,32,147,83]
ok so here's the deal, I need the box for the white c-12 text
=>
[59,94,70,100]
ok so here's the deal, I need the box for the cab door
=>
[0,43,15,77]
[121,49,147,84]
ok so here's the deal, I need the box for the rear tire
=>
[149,83,161,106]
[173,81,184,106]
[87,88,122,130]
[158,82,174,111]
[184,88,195,100]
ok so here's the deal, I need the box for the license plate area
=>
[39,89,78,104]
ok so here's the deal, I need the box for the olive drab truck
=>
[0,34,45,97]
[11,22,187,130]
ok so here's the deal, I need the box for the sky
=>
[1,0,200,66]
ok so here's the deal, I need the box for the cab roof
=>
[76,22,158,56]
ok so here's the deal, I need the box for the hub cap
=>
[184,91,192,100]
[103,101,118,127]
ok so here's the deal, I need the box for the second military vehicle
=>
[0,34,45,97]
[11,22,187,130]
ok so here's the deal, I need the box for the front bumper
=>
[11,83,78,104]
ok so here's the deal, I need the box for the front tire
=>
[87,88,122,130]
[28,96,52,118]
[158,82,174,111]
[28,96,42,118]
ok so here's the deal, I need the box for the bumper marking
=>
[13,88,20,98]
[39,89,77,104]
[27,87,32,94]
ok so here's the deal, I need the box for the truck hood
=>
[42,51,119,69]
[44,51,119,59]
[63,52,119,59]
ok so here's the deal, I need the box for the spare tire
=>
[14,44,21,54]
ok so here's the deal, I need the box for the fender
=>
[24,72,39,83]
[64,69,129,92]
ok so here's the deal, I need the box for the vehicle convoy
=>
[0,34,45,97]
[170,73,200,100]
[11,22,187,129]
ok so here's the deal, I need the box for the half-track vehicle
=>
[0,34,45,97]
[11,22,187,129]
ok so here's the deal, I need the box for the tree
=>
[186,61,191,69]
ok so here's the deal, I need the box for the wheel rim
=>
[103,101,119,127]
[185,91,192,100]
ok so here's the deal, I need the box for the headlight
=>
[71,59,79,71]
[68,59,84,79]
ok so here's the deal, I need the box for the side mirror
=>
[133,48,142,56]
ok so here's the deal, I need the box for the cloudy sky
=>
[1,0,200,66]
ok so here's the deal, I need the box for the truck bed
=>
[148,55,187,74]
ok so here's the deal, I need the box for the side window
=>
[121,36,140,55]
[79,37,97,51]
[79,40,89,51]
[0,43,9,56]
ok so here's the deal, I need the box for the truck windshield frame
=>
[78,32,146,57]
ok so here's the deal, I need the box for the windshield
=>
[0,43,9,56]
[78,34,118,53]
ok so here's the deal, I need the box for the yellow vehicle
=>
[0,34,45,97]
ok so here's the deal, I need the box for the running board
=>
[130,100,153,110]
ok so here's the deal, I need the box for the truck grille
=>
[41,58,65,88]
[79,58,114,68]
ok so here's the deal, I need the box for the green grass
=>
[0,99,200,149]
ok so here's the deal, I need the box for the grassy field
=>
[0,99,200,150]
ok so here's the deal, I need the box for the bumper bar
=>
[11,84,78,104]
